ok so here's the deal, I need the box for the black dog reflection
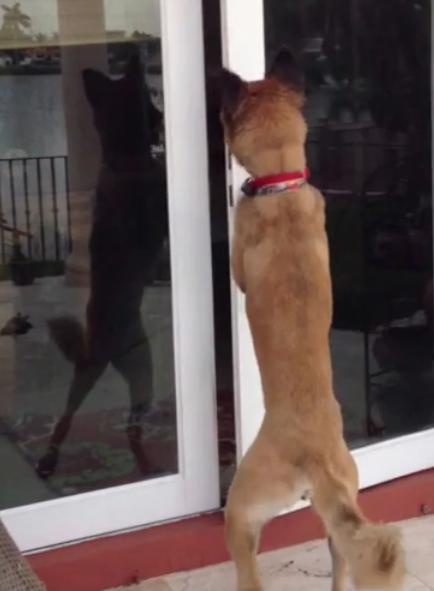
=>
[36,55,167,478]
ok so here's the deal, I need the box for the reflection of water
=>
[0,75,66,158]
[0,73,163,158]
[0,73,163,260]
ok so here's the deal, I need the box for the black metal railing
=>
[0,130,408,273]
[0,156,71,265]
[306,125,406,195]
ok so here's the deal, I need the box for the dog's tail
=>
[47,315,87,364]
[311,466,405,589]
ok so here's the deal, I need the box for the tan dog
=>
[221,49,405,591]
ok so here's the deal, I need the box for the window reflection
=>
[265,0,433,445]
[0,0,177,510]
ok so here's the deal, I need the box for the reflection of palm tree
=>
[35,32,47,44]
[0,3,31,39]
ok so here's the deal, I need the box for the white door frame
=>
[1,0,219,552]
[220,0,266,464]
[221,0,434,491]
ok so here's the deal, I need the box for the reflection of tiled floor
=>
[0,277,175,417]
[0,276,176,509]
[108,516,434,590]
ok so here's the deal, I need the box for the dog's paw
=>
[35,448,59,479]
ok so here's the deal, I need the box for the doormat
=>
[1,392,236,499]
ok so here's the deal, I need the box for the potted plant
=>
[0,215,35,285]
[9,231,35,285]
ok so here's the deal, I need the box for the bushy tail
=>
[47,315,87,364]
[312,469,405,589]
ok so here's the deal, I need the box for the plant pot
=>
[9,260,36,286]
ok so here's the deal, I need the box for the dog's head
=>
[82,54,162,164]
[220,48,307,176]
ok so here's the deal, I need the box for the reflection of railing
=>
[307,125,406,194]
[0,156,71,265]
[308,126,432,438]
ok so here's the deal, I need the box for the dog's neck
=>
[242,144,308,197]
[247,144,306,178]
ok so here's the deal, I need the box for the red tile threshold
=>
[29,469,434,591]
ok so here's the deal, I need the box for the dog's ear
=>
[82,69,110,107]
[267,47,304,92]
[220,68,248,119]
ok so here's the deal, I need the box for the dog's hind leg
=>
[36,362,107,478]
[328,536,348,591]
[225,434,307,591]
[225,504,262,591]
[113,335,155,475]
[114,336,153,422]
[311,446,404,590]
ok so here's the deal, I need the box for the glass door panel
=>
[0,0,218,551]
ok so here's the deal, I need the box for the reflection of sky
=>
[2,0,161,36]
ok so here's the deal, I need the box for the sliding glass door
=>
[0,0,219,551]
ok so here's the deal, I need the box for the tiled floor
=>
[108,516,434,590]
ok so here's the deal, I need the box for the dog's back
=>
[238,188,334,417]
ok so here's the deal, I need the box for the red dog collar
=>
[242,167,310,197]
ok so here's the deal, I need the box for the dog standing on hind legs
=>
[220,48,405,591]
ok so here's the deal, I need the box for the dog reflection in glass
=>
[37,55,167,479]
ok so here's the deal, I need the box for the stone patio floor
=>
[108,516,434,591]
